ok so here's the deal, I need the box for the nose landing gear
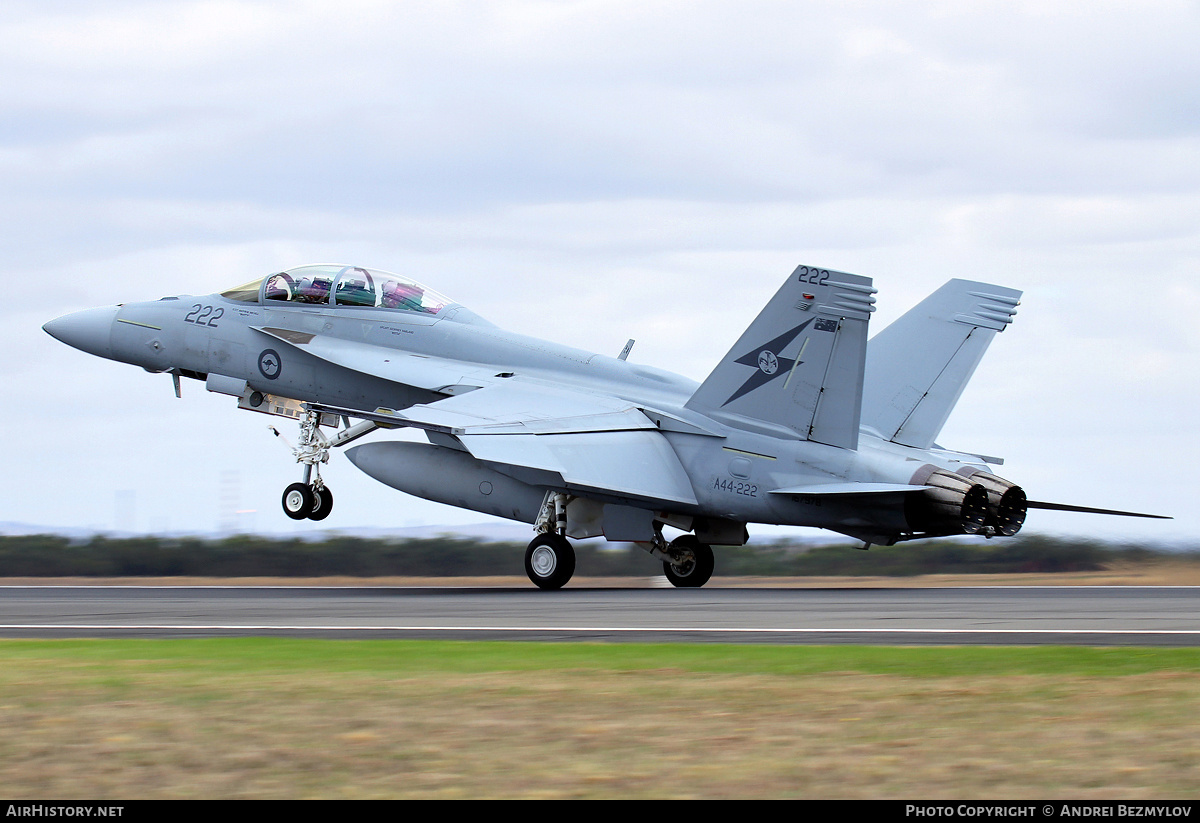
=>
[281,480,334,521]
[272,408,376,522]
[282,482,312,520]
[275,409,335,521]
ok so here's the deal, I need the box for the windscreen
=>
[222,265,452,315]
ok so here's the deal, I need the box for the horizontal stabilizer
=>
[1026,500,1172,519]
[769,483,924,496]
[862,280,1021,449]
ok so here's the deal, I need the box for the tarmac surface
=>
[2,582,1198,644]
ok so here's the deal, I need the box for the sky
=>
[4,0,1198,544]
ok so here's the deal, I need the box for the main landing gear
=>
[641,524,715,588]
[660,534,714,588]
[524,493,717,590]
[525,532,576,590]
[525,492,576,590]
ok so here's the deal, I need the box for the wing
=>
[391,380,699,507]
[390,379,657,435]
[254,326,699,506]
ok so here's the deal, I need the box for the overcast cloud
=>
[4,0,1197,543]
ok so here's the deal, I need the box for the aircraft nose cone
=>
[43,306,119,359]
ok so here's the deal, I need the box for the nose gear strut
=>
[272,408,377,521]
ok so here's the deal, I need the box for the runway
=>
[1,584,1199,644]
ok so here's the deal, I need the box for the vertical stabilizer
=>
[862,279,1021,449]
[685,264,875,448]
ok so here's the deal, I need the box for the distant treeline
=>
[0,533,1195,578]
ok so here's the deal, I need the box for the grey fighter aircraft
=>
[43,263,1168,588]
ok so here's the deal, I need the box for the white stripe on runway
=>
[3,625,1200,635]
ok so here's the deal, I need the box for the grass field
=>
[1,639,1198,798]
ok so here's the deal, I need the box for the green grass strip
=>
[2,638,1199,677]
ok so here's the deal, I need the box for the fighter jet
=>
[43,263,1167,588]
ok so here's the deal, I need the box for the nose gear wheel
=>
[282,482,315,521]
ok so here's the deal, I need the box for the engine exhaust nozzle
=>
[906,465,991,536]
[958,469,1028,536]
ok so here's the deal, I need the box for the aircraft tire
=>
[525,533,576,590]
[663,536,714,588]
[309,485,334,521]
[282,482,314,521]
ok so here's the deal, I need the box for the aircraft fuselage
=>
[47,285,996,546]
[47,262,1167,588]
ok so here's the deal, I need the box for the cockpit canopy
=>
[221,265,452,315]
